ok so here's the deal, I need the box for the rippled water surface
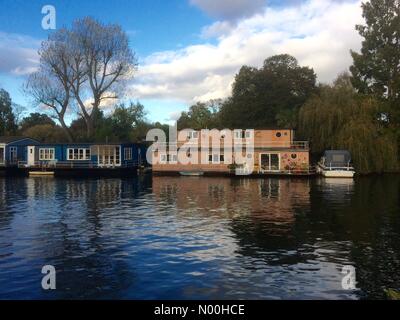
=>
[0,175,399,299]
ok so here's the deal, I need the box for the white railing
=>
[153,141,309,150]
[18,160,141,169]
[318,161,354,171]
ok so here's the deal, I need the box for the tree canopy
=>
[299,73,398,174]
[0,89,17,136]
[351,0,400,104]
[25,17,137,140]
[218,54,317,129]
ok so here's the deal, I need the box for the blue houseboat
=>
[0,137,41,175]
[0,136,147,177]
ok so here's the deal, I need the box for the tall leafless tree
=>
[24,69,74,142]
[26,17,137,139]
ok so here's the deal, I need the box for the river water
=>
[0,175,399,299]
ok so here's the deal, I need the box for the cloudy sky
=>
[0,0,364,123]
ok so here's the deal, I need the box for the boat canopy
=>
[322,150,352,167]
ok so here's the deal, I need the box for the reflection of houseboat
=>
[152,129,314,176]
[1,136,147,177]
[316,150,355,178]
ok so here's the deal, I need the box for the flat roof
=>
[0,136,40,144]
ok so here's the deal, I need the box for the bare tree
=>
[27,17,137,139]
[24,69,74,142]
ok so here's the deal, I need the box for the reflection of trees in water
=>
[50,177,152,298]
[1,176,153,298]
[153,176,312,265]
[308,176,400,299]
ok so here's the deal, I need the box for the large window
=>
[98,146,120,166]
[124,148,133,160]
[39,148,55,161]
[67,148,91,160]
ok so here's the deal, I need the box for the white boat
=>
[316,150,355,178]
[179,171,204,176]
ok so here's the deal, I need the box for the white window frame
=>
[169,153,178,164]
[212,154,220,164]
[234,130,247,139]
[160,153,167,164]
[39,148,55,161]
[67,148,91,161]
[188,131,198,139]
[9,146,17,161]
[124,147,133,160]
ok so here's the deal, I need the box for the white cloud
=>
[131,0,363,104]
[0,32,40,76]
[190,0,266,20]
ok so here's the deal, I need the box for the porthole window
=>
[276,132,282,138]
[291,154,297,159]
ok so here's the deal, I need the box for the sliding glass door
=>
[260,153,280,172]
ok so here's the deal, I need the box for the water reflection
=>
[0,175,399,299]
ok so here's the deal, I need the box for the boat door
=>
[27,146,35,166]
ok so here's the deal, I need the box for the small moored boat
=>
[179,171,204,176]
[317,150,355,178]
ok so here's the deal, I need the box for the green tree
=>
[299,73,398,174]
[23,124,69,143]
[219,54,316,129]
[350,0,400,102]
[19,113,56,132]
[111,101,147,141]
[177,100,221,130]
[0,89,17,136]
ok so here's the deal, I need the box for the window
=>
[67,148,90,160]
[124,148,133,160]
[211,154,219,164]
[291,154,297,159]
[187,131,198,139]
[39,148,55,160]
[169,154,177,163]
[276,132,282,138]
[160,153,178,164]
[234,130,250,139]
[209,154,223,164]
[160,154,167,163]
[234,130,243,139]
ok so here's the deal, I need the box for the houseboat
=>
[0,136,41,176]
[151,129,313,176]
[0,136,147,177]
[316,150,355,178]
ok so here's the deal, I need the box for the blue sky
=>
[0,0,363,124]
